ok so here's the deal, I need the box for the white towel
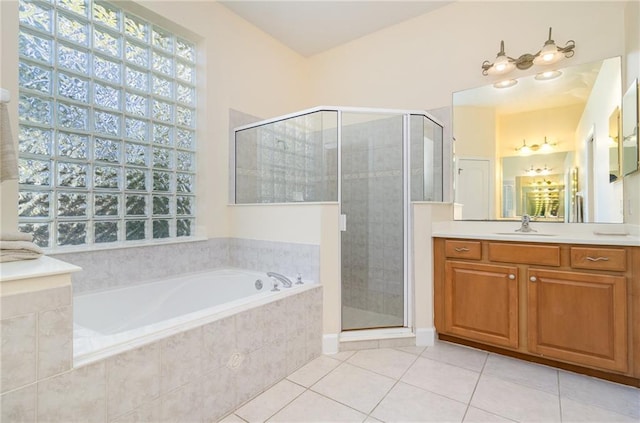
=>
[0,102,18,181]
[0,240,44,262]
[1,231,33,242]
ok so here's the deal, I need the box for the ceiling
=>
[219,1,453,57]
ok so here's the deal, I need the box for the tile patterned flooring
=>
[220,341,640,423]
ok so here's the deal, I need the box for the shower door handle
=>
[339,214,347,231]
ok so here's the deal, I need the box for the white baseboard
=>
[322,334,339,354]
[415,327,436,346]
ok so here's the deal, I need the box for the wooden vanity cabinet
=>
[528,268,628,372]
[434,238,639,382]
[444,261,518,348]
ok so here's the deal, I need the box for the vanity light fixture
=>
[482,27,575,76]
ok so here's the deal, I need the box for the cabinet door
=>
[444,261,519,348]
[528,269,628,372]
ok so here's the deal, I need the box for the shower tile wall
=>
[52,238,319,294]
[229,238,320,283]
[341,116,404,323]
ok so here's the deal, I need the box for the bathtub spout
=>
[267,272,293,288]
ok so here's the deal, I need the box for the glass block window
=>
[18,0,196,248]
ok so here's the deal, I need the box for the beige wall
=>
[305,2,626,111]
[575,57,624,223]
[498,104,584,158]
[452,106,496,158]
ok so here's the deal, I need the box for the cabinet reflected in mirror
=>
[453,57,623,223]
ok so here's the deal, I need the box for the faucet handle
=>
[296,273,303,284]
[270,277,280,292]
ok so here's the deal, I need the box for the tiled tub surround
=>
[51,238,320,294]
[1,261,323,422]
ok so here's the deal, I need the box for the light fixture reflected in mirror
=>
[493,79,518,89]
[515,139,532,155]
[539,136,557,153]
[535,70,562,81]
[482,27,575,76]
[525,164,553,175]
[516,137,557,155]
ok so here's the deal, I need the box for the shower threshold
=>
[340,326,414,343]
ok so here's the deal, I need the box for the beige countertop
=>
[0,255,81,283]
[431,221,640,247]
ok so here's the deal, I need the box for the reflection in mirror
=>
[608,107,621,182]
[622,79,639,176]
[453,57,623,223]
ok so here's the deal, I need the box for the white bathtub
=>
[73,268,311,363]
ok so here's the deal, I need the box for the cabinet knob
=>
[530,276,537,282]
[508,274,516,280]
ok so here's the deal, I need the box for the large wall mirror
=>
[453,57,624,223]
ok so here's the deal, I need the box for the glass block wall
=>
[235,111,338,203]
[17,0,197,248]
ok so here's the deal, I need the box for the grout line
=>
[460,350,489,422]
[557,369,563,422]
[362,346,426,420]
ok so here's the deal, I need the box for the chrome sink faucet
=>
[516,214,537,233]
[267,272,293,288]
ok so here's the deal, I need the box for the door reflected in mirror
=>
[453,57,623,223]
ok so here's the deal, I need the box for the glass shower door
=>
[341,112,405,331]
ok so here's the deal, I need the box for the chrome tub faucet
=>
[267,272,293,288]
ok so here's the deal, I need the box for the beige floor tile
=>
[236,379,305,423]
[394,345,426,356]
[421,341,488,372]
[269,391,366,422]
[371,382,467,423]
[286,355,342,388]
[311,362,395,414]
[218,413,247,423]
[483,353,559,395]
[463,406,515,422]
[401,356,480,403]
[560,397,639,422]
[328,350,357,361]
[346,348,418,379]
[471,374,561,422]
[559,371,640,420]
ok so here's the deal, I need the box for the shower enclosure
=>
[235,107,443,332]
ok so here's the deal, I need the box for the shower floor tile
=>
[220,341,640,423]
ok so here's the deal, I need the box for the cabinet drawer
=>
[488,242,560,266]
[445,240,481,260]
[571,247,626,271]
